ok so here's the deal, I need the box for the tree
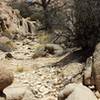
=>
[49,0,100,67]
[30,0,52,30]
[74,0,99,51]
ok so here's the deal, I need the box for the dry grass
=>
[36,32,51,44]
[16,66,24,73]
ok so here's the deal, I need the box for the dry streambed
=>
[0,40,84,100]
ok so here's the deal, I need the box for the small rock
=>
[5,53,13,59]
[95,91,100,99]
[0,36,15,52]
[0,97,6,100]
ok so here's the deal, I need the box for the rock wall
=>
[0,2,36,39]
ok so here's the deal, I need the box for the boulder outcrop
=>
[0,67,14,94]
[92,43,100,92]
[58,83,97,100]
[0,2,36,39]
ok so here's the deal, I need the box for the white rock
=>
[58,83,97,100]
[4,86,27,100]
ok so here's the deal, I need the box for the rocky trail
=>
[0,38,84,100]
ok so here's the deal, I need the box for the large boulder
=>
[58,83,97,100]
[0,67,14,93]
[82,43,100,92]
[92,43,100,92]
[4,86,35,100]
[45,44,64,56]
